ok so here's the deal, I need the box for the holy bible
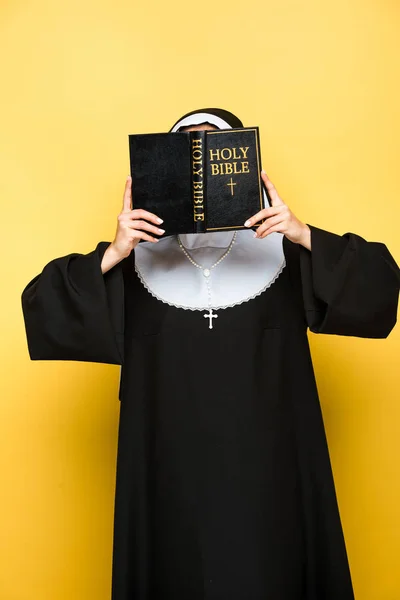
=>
[128,127,266,236]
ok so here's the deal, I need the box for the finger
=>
[254,214,285,238]
[257,223,285,239]
[129,208,163,225]
[126,220,165,237]
[261,170,284,207]
[131,230,159,243]
[122,176,133,213]
[244,205,285,228]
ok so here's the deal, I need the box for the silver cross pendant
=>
[204,308,218,329]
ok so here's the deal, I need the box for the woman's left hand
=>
[244,171,311,250]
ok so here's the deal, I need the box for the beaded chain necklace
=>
[177,232,237,329]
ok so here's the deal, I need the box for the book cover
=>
[129,127,265,236]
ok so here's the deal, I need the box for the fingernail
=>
[254,232,258,238]
[158,228,165,234]
[244,220,251,227]
[157,218,163,224]
[261,170,266,175]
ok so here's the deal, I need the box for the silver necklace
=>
[177,232,237,329]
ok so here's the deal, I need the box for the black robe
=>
[22,226,399,600]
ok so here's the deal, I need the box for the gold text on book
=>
[209,146,250,176]
[209,147,249,161]
[192,138,204,221]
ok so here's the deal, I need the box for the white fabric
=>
[179,231,236,250]
[134,230,286,311]
[170,112,232,132]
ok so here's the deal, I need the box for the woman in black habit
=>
[22,108,399,600]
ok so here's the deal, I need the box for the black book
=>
[128,127,266,236]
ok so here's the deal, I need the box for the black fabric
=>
[169,107,244,131]
[22,242,124,364]
[300,226,399,337]
[21,228,399,600]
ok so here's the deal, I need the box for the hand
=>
[112,176,165,258]
[244,171,311,250]
[101,176,165,274]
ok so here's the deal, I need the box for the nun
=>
[22,108,399,600]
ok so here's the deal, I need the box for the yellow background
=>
[1,0,399,598]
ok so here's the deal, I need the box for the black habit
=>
[22,226,399,600]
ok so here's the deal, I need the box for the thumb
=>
[122,176,133,212]
[261,170,284,207]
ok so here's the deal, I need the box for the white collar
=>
[170,112,232,132]
[134,230,286,311]
[179,231,235,250]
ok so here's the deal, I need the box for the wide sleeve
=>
[21,242,124,364]
[299,226,399,338]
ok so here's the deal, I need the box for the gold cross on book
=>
[227,178,236,196]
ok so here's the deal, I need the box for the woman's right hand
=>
[101,176,165,274]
